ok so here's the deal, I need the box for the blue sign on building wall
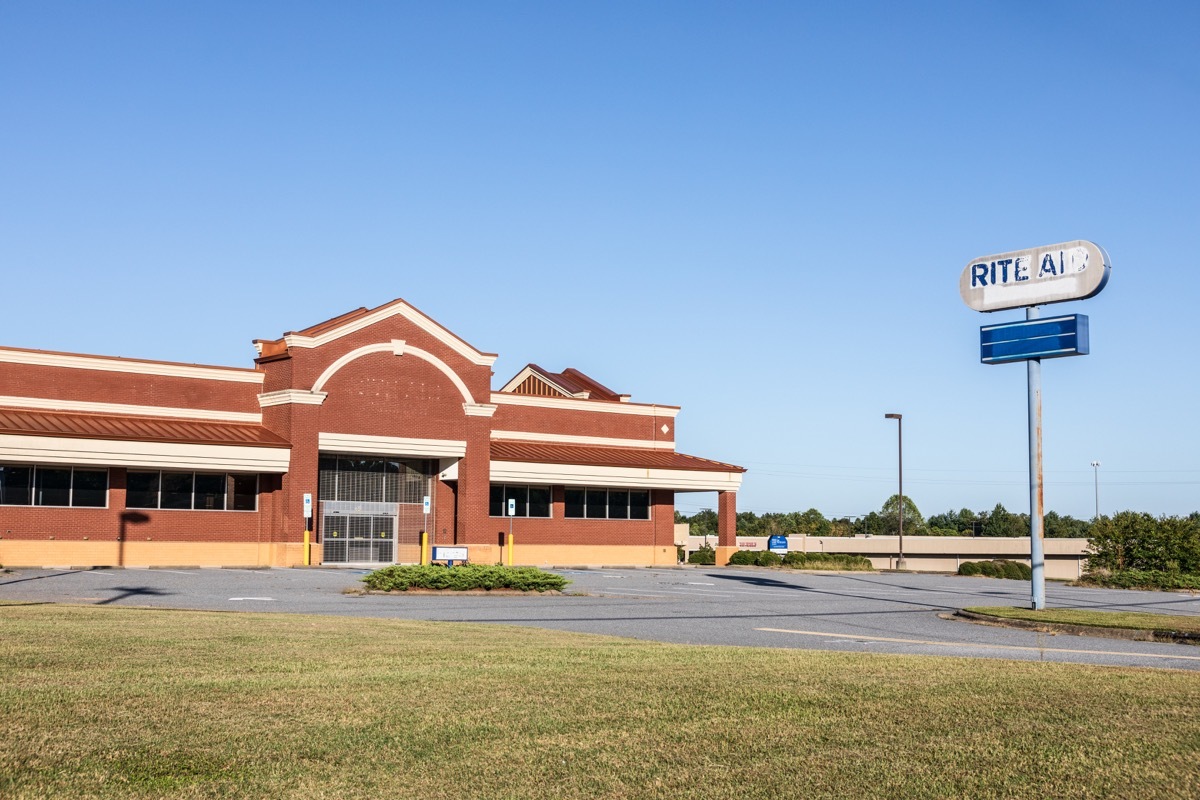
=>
[980,314,1089,365]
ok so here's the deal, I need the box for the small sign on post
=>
[303,493,313,521]
[768,535,788,555]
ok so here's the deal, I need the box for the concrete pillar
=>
[716,490,738,566]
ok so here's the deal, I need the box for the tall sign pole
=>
[1025,306,1045,609]
[960,240,1111,611]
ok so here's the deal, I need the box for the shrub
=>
[780,552,873,571]
[688,544,716,565]
[727,550,758,565]
[1087,512,1200,574]
[1076,569,1200,591]
[957,560,1031,580]
[757,551,783,567]
[362,564,568,593]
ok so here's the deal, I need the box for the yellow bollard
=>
[303,529,311,566]
[506,531,514,566]
[420,531,428,565]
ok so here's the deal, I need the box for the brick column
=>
[715,490,738,566]
[459,404,497,560]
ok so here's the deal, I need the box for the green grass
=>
[965,606,1200,636]
[2,605,1199,799]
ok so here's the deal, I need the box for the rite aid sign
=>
[960,239,1111,312]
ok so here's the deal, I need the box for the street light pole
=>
[1090,460,1101,520]
[884,413,905,569]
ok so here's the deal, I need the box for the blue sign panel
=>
[980,315,1089,365]
[768,535,788,554]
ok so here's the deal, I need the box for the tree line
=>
[676,495,1099,539]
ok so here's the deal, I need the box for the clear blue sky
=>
[2,2,1197,520]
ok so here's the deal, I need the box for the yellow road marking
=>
[755,627,1200,661]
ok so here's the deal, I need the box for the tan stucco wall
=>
[692,535,1091,580]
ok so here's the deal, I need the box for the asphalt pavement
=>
[3,565,1199,670]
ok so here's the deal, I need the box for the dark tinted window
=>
[0,465,32,505]
[229,474,257,511]
[127,472,160,508]
[194,473,225,510]
[35,468,71,506]
[585,489,607,519]
[528,486,551,518]
[489,485,504,517]
[608,490,629,520]
[564,488,585,518]
[630,491,651,520]
[71,469,108,507]
[504,485,528,517]
[161,472,193,509]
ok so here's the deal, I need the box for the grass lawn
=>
[2,604,1199,800]
[965,606,1200,637]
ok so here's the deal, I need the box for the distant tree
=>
[879,494,926,535]
[853,511,885,537]
[795,508,832,537]
[827,517,854,537]
[980,503,1024,537]
[736,511,762,537]
[680,508,718,539]
[1043,511,1091,539]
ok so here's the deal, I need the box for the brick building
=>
[0,299,743,568]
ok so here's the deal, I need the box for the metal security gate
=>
[318,455,435,564]
[321,501,396,563]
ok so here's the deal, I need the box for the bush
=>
[757,551,783,567]
[362,564,568,593]
[725,550,789,567]
[726,550,758,565]
[1076,569,1200,591]
[688,544,716,565]
[1087,512,1200,574]
[780,552,874,571]
[958,560,1031,580]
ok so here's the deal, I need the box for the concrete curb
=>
[954,609,1200,646]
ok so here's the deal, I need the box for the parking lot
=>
[3,566,1199,670]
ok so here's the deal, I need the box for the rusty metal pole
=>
[1027,306,1046,609]
[884,413,905,569]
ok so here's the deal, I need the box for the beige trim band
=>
[0,434,291,472]
[489,461,742,491]
[318,432,467,458]
[257,389,328,407]
[490,393,680,417]
[490,430,674,450]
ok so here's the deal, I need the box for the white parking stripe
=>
[756,627,1200,661]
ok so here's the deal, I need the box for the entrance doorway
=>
[318,455,435,564]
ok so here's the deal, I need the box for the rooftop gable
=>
[253,298,498,366]
[499,364,630,402]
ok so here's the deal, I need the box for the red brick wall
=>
[0,362,260,413]
[484,486,675,547]
[491,402,675,443]
[0,467,269,544]
[316,353,471,441]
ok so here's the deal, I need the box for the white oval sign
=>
[960,240,1111,312]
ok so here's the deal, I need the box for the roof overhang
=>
[0,434,290,473]
[490,460,742,492]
